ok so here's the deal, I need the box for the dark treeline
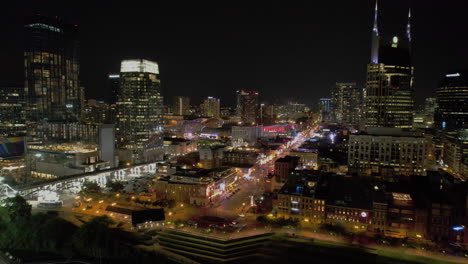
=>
[0,195,168,263]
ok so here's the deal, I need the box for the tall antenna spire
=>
[371,0,380,63]
[406,8,412,42]
[373,0,379,36]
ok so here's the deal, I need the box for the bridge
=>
[0,162,158,199]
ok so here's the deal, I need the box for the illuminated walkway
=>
[0,162,158,199]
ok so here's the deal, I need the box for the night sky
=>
[2,0,468,107]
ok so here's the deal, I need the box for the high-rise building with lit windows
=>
[237,90,259,125]
[331,82,362,124]
[173,96,190,116]
[348,128,431,176]
[108,73,120,104]
[0,85,26,137]
[116,59,164,164]
[364,3,414,129]
[24,15,83,143]
[201,97,220,118]
[319,98,331,122]
[24,15,81,124]
[435,72,468,131]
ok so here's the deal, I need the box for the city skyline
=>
[0,1,467,263]
[2,1,468,106]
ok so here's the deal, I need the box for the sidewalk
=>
[277,228,467,264]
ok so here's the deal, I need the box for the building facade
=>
[348,128,431,176]
[116,59,164,164]
[274,156,300,182]
[24,15,83,142]
[108,74,120,104]
[201,97,220,118]
[331,82,362,124]
[318,98,331,121]
[153,168,238,206]
[173,96,190,116]
[222,148,259,167]
[0,85,26,137]
[237,90,259,125]
[276,170,325,224]
[442,129,468,176]
[27,143,110,179]
[364,6,414,129]
[289,148,318,169]
[199,146,225,169]
[81,100,116,125]
[163,137,197,158]
[231,125,263,147]
[435,72,468,131]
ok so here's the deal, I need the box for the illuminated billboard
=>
[0,137,25,158]
[120,59,159,74]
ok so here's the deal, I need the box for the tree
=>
[0,197,76,253]
[3,194,31,222]
[319,223,347,236]
[72,215,115,258]
[256,215,267,223]
[81,181,102,195]
[106,181,125,192]
[167,199,176,209]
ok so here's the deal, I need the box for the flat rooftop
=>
[28,144,97,154]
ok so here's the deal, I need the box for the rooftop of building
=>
[199,145,226,150]
[105,206,165,225]
[171,168,212,178]
[379,173,466,208]
[171,167,233,179]
[439,71,468,87]
[263,124,296,131]
[27,143,98,154]
[131,208,165,225]
[291,148,318,153]
[278,170,322,198]
[275,155,300,163]
[355,127,424,137]
[224,147,260,155]
[259,137,291,143]
[221,163,254,169]
[201,126,231,132]
[320,175,373,210]
[163,137,190,143]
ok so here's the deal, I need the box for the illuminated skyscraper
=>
[108,73,120,104]
[24,15,84,143]
[24,15,82,141]
[202,97,220,118]
[0,85,26,137]
[435,72,468,131]
[319,98,331,122]
[237,90,259,124]
[370,0,379,64]
[173,96,190,116]
[116,59,164,163]
[331,82,362,124]
[364,4,414,129]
